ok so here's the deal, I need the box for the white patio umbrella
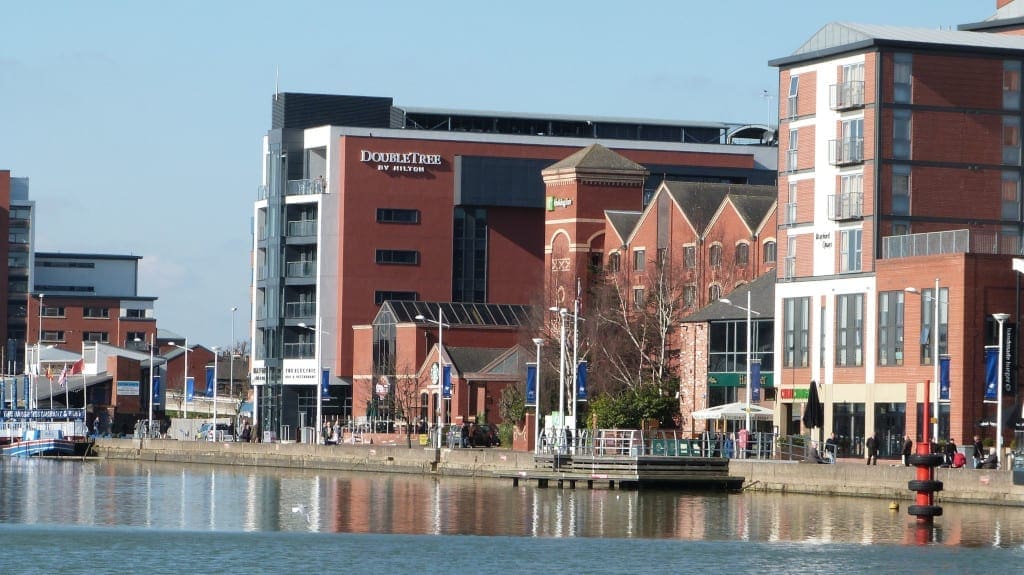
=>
[692,401,774,421]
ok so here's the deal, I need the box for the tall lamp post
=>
[298,320,328,443]
[210,346,220,441]
[170,340,190,428]
[721,290,761,432]
[905,278,942,441]
[995,312,1010,468]
[415,307,448,449]
[134,334,156,437]
[36,293,44,409]
[532,337,544,454]
[230,307,238,402]
[549,307,568,430]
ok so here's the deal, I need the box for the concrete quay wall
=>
[93,438,533,477]
[730,460,1024,506]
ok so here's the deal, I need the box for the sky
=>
[0,0,993,349]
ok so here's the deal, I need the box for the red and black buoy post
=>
[908,378,943,523]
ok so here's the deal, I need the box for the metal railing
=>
[881,229,969,259]
[535,428,778,460]
[282,342,314,358]
[286,179,325,196]
[828,192,863,221]
[781,202,797,227]
[829,137,864,165]
[829,81,865,110]
[786,149,798,172]
[782,255,796,280]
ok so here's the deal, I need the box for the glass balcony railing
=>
[283,342,314,359]
[286,179,325,196]
[829,81,865,110]
[828,192,864,221]
[783,256,796,281]
[286,260,316,278]
[286,220,317,238]
[782,202,797,227]
[284,301,315,318]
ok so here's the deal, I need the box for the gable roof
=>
[682,272,776,323]
[605,210,643,246]
[771,21,1024,67]
[447,347,509,373]
[543,143,646,172]
[661,181,776,237]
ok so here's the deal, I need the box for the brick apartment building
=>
[252,93,777,439]
[769,1,1024,457]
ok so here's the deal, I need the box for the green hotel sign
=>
[707,372,774,388]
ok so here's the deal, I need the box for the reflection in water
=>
[2,457,1024,547]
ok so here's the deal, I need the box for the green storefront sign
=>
[707,372,774,388]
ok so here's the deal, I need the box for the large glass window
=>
[763,241,777,264]
[1005,61,1021,110]
[784,297,809,367]
[878,291,905,367]
[375,250,420,265]
[894,53,912,103]
[1005,116,1021,166]
[893,165,910,216]
[920,287,949,365]
[376,208,420,224]
[787,129,799,172]
[840,229,862,273]
[836,293,864,367]
[788,75,799,119]
[708,319,773,374]
[1002,171,1020,220]
[452,207,488,302]
[735,243,749,267]
[893,109,911,160]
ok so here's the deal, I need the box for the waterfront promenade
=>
[91,438,1024,506]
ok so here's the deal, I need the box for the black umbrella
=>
[802,380,825,440]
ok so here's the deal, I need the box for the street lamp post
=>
[135,334,156,438]
[995,312,1010,469]
[230,307,238,402]
[36,293,44,409]
[549,307,568,431]
[211,346,220,441]
[905,278,942,441]
[532,337,544,454]
[415,307,448,449]
[170,340,190,429]
[298,320,328,444]
[720,291,761,432]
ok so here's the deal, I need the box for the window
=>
[708,319,772,374]
[684,285,696,307]
[127,331,146,345]
[840,229,862,273]
[41,330,65,342]
[878,291,905,367]
[375,250,420,265]
[683,245,696,269]
[784,236,796,280]
[83,331,109,343]
[633,287,645,309]
[376,208,420,224]
[709,244,722,268]
[787,129,799,172]
[633,249,646,272]
[788,75,799,119]
[1004,116,1021,165]
[1002,172,1020,220]
[1005,61,1020,110]
[735,243,749,267]
[894,53,912,103]
[836,293,864,367]
[374,290,418,306]
[893,221,910,236]
[784,182,797,226]
[83,307,109,318]
[894,109,911,160]
[41,306,65,317]
[763,241,777,264]
[125,309,146,319]
[708,284,722,302]
[920,287,949,365]
[607,252,621,272]
[783,297,809,367]
[893,165,910,216]
[839,118,864,163]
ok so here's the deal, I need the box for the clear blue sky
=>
[0,0,991,348]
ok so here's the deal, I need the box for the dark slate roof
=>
[447,347,507,373]
[730,194,777,232]
[543,143,647,173]
[605,210,642,245]
[385,301,531,327]
[682,272,776,323]
[662,181,775,235]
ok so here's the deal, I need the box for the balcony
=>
[782,256,796,281]
[257,184,268,200]
[286,260,316,278]
[829,81,865,110]
[786,149,798,172]
[828,192,863,221]
[286,179,324,197]
[286,220,317,238]
[283,342,314,359]
[284,301,315,319]
[828,138,864,166]
[881,228,1024,259]
[781,202,797,227]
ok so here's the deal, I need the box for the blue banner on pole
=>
[0,378,5,410]
[23,375,30,408]
[525,363,537,407]
[12,376,18,407]
[205,366,215,398]
[442,365,452,399]
[153,376,161,406]
[939,356,951,402]
[186,377,195,402]
[321,368,331,401]
[751,359,762,402]
[576,361,588,402]
[985,346,999,402]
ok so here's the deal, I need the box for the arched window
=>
[607,252,621,272]
[709,244,722,268]
[763,241,777,264]
[735,243,749,266]
[709,284,722,301]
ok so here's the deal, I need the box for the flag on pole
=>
[46,365,53,382]
[70,358,84,375]
[58,364,69,388]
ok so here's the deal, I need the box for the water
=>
[1,458,1023,574]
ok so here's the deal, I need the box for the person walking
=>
[973,435,984,469]
[944,438,958,466]
[865,433,879,465]
[902,435,913,466]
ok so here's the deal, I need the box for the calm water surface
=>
[1,458,1023,574]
